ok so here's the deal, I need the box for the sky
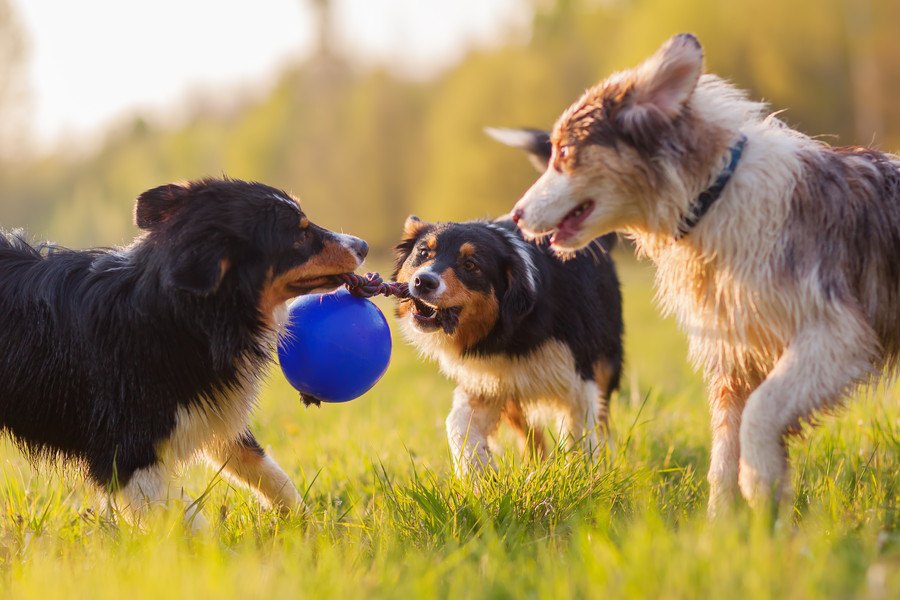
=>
[13,0,528,148]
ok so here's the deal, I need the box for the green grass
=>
[1,253,897,599]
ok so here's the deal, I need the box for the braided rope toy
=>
[338,272,409,299]
[339,272,460,333]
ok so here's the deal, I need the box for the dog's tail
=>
[485,127,552,172]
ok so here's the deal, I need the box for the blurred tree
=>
[1,0,899,250]
[0,0,28,159]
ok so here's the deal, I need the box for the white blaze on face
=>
[513,168,578,237]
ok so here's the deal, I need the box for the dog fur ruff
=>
[510,33,900,514]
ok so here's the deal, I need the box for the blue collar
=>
[675,134,748,240]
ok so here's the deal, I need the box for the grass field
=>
[0,252,897,599]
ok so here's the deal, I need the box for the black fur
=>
[0,178,357,489]
[393,218,623,395]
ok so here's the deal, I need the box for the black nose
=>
[348,236,368,261]
[414,272,440,293]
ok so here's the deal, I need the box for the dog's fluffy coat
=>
[393,216,622,474]
[510,34,900,513]
[0,178,368,526]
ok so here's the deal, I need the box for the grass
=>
[0,252,897,599]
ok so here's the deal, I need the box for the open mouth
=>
[550,200,595,246]
[286,273,349,295]
[410,298,462,334]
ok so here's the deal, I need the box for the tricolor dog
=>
[393,212,622,476]
[0,178,368,527]
[509,33,900,513]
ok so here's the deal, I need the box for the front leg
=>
[560,378,604,459]
[205,430,304,515]
[446,387,502,478]
[738,315,876,511]
[706,368,762,518]
[115,463,208,532]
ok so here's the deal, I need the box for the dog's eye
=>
[558,145,571,159]
[463,259,479,273]
[417,247,429,259]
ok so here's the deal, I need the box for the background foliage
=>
[2,0,900,251]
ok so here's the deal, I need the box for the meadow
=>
[0,252,897,599]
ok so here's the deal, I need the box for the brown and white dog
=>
[508,33,900,514]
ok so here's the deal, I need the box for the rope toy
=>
[340,272,460,334]
[339,272,410,299]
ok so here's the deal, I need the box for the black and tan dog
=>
[0,178,367,527]
[393,211,622,475]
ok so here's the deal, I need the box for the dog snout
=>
[348,236,369,262]
[413,272,440,294]
[334,234,368,263]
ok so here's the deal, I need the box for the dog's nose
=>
[346,236,368,261]
[414,272,440,293]
[511,208,524,224]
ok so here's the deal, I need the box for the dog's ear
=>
[392,215,431,279]
[500,240,538,334]
[135,183,192,230]
[620,33,703,126]
[485,127,552,172]
[164,248,230,297]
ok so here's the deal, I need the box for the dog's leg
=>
[738,315,876,510]
[446,387,502,478]
[502,400,546,462]
[707,370,761,517]
[205,431,304,516]
[116,463,208,532]
[561,379,603,459]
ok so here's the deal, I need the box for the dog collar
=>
[675,134,748,240]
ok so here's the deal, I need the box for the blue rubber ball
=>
[278,289,392,403]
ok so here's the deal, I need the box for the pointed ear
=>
[403,215,428,239]
[393,215,431,279]
[485,127,552,172]
[164,250,229,297]
[620,33,703,127]
[135,183,191,230]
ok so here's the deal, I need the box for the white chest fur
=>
[402,319,583,403]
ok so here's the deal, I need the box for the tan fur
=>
[437,268,500,352]
[258,238,360,318]
[513,33,900,514]
[502,400,547,461]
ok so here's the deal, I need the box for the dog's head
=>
[392,216,537,352]
[134,178,367,320]
[510,33,716,251]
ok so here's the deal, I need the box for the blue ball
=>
[277,289,392,403]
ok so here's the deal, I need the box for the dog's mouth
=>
[550,200,595,246]
[409,298,462,334]
[285,273,350,295]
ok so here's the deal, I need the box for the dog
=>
[393,212,622,476]
[0,178,368,527]
[507,33,900,514]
